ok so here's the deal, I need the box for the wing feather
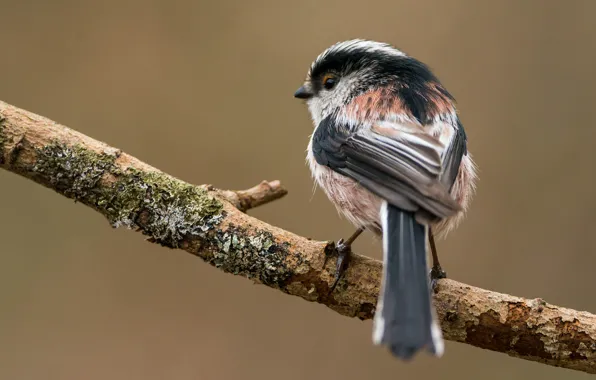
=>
[311,115,463,219]
[439,119,467,191]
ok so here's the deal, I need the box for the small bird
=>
[294,39,477,359]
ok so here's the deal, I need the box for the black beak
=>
[294,86,313,99]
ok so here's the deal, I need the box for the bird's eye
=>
[323,75,337,90]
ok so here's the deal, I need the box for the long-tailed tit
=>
[294,39,477,359]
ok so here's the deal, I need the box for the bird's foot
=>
[430,264,447,293]
[324,238,353,294]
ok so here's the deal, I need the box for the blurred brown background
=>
[1,0,595,379]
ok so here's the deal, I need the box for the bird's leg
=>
[324,227,365,293]
[429,228,447,292]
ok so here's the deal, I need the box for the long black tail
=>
[373,202,444,360]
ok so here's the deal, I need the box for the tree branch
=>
[215,180,288,212]
[1,99,595,374]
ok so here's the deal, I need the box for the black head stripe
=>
[309,42,455,124]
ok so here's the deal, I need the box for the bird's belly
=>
[310,159,383,234]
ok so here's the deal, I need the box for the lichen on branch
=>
[29,141,223,248]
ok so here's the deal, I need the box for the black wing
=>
[439,119,467,192]
[311,115,462,219]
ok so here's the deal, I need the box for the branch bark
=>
[1,100,595,374]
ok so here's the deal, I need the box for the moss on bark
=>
[32,141,223,248]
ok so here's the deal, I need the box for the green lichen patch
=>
[31,141,224,248]
[209,226,292,287]
[33,142,117,200]
[98,169,223,248]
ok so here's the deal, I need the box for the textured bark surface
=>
[1,99,596,374]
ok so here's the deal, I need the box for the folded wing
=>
[311,115,463,219]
